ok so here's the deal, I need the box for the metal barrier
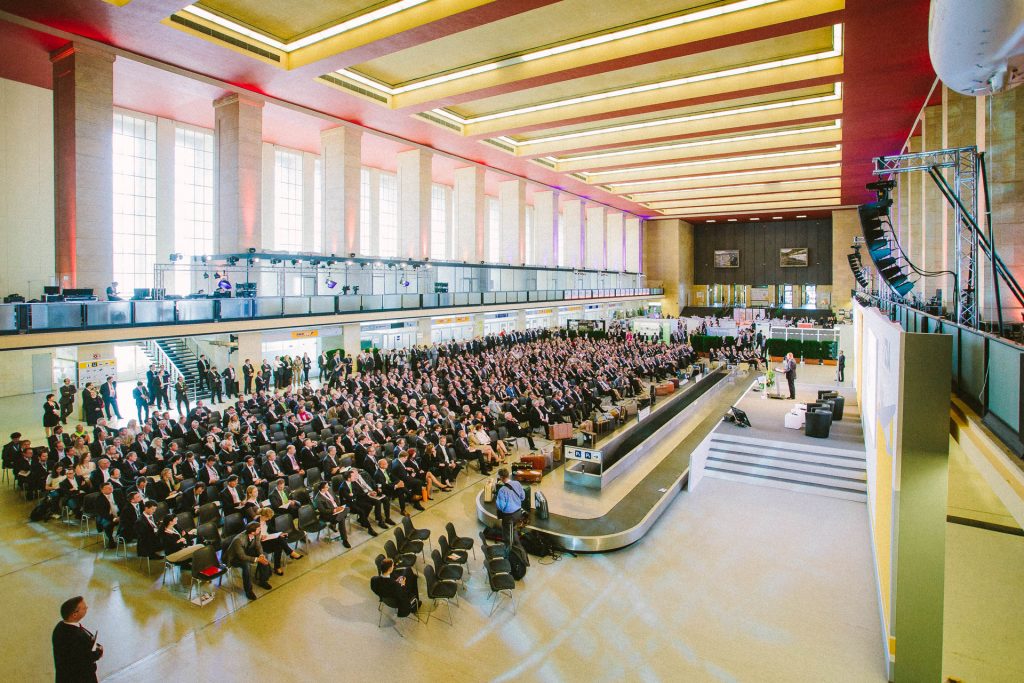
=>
[0,288,663,336]
[881,300,1024,454]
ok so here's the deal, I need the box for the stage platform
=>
[696,366,868,502]
[476,368,750,551]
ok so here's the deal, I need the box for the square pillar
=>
[562,199,584,268]
[624,216,641,272]
[321,126,362,256]
[533,190,558,267]
[585,205,607,270]
[214,93,264,253]
[499,179,526,265]
[453,166,485,262]
[606,212,624,271]
[302,152,317,252]
[51,43,115,291]
[342,322,362,369]
[397,148,431,260]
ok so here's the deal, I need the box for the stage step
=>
[702,432,867,502]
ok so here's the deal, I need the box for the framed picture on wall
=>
[714,250,740,268]
[780,247,809,267]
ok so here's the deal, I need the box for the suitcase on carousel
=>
[519,453,549,473]
[548,422,572,440]
[655,382,673,396]
[513,469,543,484]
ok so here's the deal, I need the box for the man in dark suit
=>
[52,596,103,682]
[222,521,271,600]
[782,352,797,400]
[134,500,161,559]
[222,365,237,399]
[196,355,211,392]
[837,349,846,383]
[131,382,150,422]
[207,367,223,404]
[371,558,419,617]
[99,376,122,421]
[242,359,255,395]
[268,478,300,518]
[313,481,350,547]
[336,468,378,536]
[118,489,144,543]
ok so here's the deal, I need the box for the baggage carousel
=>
[476,368,735,552]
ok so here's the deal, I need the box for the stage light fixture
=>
[169,253,183,262]
[290,259,299,266]
[352,286,360,294]
[213,272,222,279]
[247,247,257,254]
[217,279,232,291]
[325,279,337,289]
[341,285,351,295]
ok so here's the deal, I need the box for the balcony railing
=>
[0,288,663,335]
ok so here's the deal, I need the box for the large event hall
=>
[0,1,1022,681]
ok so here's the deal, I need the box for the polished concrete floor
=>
[1,377,1022,681]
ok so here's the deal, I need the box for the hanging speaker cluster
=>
[847,248,871,289]
[859,199,914,297]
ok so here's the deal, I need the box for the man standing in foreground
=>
[494,467,526,547]
[783,352,797,400]
[837,349,846,383]
[52,595,103,682]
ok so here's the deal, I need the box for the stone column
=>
[516,309,527,331]
[986,87,1024,323]
[342,322,362,367]
[624,216,641,272]
[51,43,115,291]
[585,205,606,270]
[533,190,558,267]
[606,212,624,271]
[397,148,431,260]
[321,126,362,257]
[416,318,432,345]
[642,218,692,315]
[562,199,584,268]
[453,166,485,263]
[831,209,861,313]
[234,331,262,392]
[214,93,264,253]
[499,179,526,265]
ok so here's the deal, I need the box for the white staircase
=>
[701,432,867,502]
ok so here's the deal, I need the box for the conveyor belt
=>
[477,369,741,551]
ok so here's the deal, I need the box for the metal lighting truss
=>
[872,146,979,327]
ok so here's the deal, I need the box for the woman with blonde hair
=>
[257,507,303,575]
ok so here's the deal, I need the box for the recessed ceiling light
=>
[429,25,843,125]
[750,217,760,221]
[480,82,843,147]
[548,121,841,165]
[706,219,717,223]
[772,216,784,219]
[796,215,807,218]
[727,219,738,222]
[584,145,841,181]
[182,0,430,52]
[336,0,790,97]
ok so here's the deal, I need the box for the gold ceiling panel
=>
[167,0,491,70]
[503,86,843,157]
[550,120,842,173]
[587,144,842,185]
[657,196,842,216]
[198,0,386,41]
[628,177,841,203]
[449,24,835,120]
[644,187,841,209]
[506,82,837,142]
[338,0,843,110]
[605,163,841,195]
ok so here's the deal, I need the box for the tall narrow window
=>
[274,149,303,252]
[113,112,157,292]
[359,168,371,255]
[431,183,449,260]
[378,172,398,258]
[313,158,323,253]
[487,197,500,263]
[802,284,816,308]
[173,125,214,295]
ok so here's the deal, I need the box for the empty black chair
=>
[401,515,431,552]
[297,504,326,541]
[188,545,227,606]
[431,548,464,585]
[445,522,475,560]
[176,511,196,535]
[197,522,221,549]
[805,409,833,438]
[305,467,322,490]
[438,535,468,572]
[486,557,516,616]
[222,512,244,539]
[395,527,424,562]
[197,502,220,526]
[273,512,305,545]
[423,564,459,625]
[287,473,304,491]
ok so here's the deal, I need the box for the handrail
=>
[139,340,185,388]
[1,288,663,336]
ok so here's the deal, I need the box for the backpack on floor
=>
[29,499,50,522]
[520,529,554,558]
[506,543,529,580]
